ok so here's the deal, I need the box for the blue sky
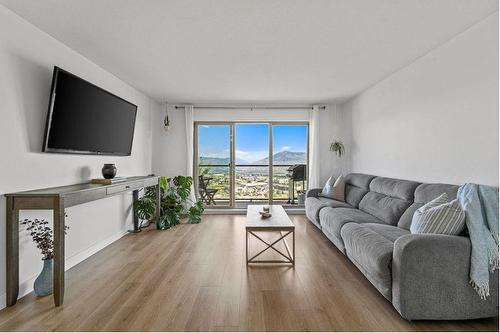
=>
[198,124,307,162]
[198,125,230,158]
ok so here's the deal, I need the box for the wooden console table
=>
[4,175,160,307]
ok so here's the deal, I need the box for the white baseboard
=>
[64,229,128,270]
[0,229,128,310]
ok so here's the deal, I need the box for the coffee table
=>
[246,205,295,265]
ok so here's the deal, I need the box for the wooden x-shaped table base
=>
[246,229,295,265]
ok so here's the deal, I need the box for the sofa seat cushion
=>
[319,207,383,252]
[341,223,410,300]
[362,223,410,242]
[305,197,352,229]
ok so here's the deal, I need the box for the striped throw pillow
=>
[410,193,465,235]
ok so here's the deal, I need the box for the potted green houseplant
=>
[21,219,69,296]
[134,175,205,230]
[330,141,345,157]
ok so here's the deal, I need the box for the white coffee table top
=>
[246,205,294,229]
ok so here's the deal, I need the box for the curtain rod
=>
[173,105,326,110]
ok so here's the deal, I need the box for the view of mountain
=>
[199,151,306,166]
[199,156,230,165]
[254,151,306,165]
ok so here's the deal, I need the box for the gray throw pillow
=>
[410,193,465,235]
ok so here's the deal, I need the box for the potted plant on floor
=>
[21,219,69,296]
[134,175,205,230]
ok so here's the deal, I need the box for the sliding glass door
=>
[195,122,308,208]
[272,125,308,203]
[235,124,270,205]
[196,124,231,206]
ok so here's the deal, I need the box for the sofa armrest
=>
[306,188,322,198]
[392,234,498,320]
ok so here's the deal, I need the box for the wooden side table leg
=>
[246,229,249,265]
[292,229,295,266]
[6,197,19,306]
[53,197,65,306]
[130,189,140,233]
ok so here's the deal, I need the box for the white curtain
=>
[184,105,196,203]
[308,105,320,189]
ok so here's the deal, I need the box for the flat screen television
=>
[43,67,138,156]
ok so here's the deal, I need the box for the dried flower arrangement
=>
[21,219,69,259]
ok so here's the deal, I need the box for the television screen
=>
[43,67,137,155]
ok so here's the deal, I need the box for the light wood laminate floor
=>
[0,215,497,331]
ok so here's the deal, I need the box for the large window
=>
[197,125,231,205]
[272,125,308,202]
[195,122,308,208]
[235,124,270,204]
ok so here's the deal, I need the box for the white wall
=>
[338,13,499,186]
[152,105,343,186]
[318,104,350,182]
[0,5,158,307]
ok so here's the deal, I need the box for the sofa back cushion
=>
[344,173,376,208]
[359,177,420,225]
[398,183,459,230]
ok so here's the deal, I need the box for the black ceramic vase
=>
[102,164,117,179]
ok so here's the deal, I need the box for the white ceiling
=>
[0,0,497,104]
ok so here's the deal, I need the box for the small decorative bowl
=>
[259,211,272,219]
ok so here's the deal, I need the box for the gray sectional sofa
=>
[305,173,499,320]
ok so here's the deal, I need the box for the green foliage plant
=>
[330,141,345,157]
[134,175,205,230]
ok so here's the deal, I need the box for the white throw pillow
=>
[410,193,465,235]
[320,175,345,202]
[321,176,335,197]
[331,175,345,202]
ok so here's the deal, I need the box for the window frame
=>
[194,121,309,208]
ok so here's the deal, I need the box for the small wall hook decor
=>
[164,114,170,131]
[163,102,171,132]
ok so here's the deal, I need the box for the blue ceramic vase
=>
[34,258,53,296]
